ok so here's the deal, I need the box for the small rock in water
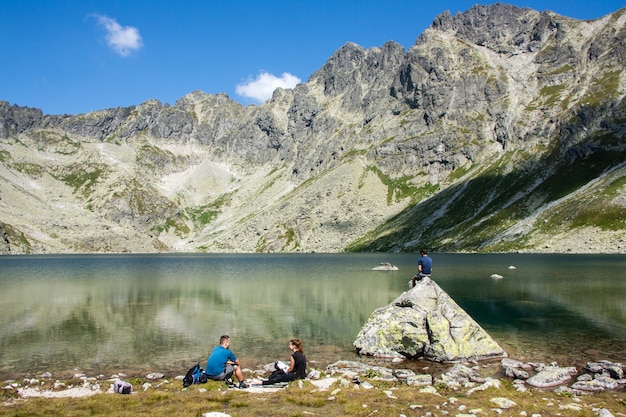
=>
[371,262,399,271]
[490,274,503,279]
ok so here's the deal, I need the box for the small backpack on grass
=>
[182,363,207,387]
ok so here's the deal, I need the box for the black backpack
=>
[183,363,206,387]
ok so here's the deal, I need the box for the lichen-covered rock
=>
[353,277,507,362]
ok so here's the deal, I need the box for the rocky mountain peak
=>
[1,4,624,255]
[427,3,563,54]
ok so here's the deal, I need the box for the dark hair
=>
[220,335,230,344]
[420,249,428,255]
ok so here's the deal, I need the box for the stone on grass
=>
[466,378,501,395]
[571,375,618,392]
[437,364,486,389]
[490,397,517,409]
[406,374,433,387]
[526,364,577,388]
[505,366,529,379]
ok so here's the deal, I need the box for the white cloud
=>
[236,72,301,103]
[92,14,143,57]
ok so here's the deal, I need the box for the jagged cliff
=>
[1,4,625,254]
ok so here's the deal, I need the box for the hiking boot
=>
[238,381,249,389]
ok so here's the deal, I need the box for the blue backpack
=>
[183,363,207,387]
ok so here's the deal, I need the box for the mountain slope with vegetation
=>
[0,4,624,254]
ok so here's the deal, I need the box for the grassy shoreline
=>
[2,365,625,417]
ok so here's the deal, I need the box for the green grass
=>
[582,70,622,107]
[346,144,626,253]
[1,375,624,417]
[152,216,191,236]
[61,168,104,195]
[187,206,219,225]
[8,162,45,177]
[539,84,567,108]
[366,166,420,204]
[0,224,33,253]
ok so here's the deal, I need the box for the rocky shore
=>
[3,356,625,416]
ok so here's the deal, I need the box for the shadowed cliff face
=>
[1,4,625,255]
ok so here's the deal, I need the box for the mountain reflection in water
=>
[0,253,624,377]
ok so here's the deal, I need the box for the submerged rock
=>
[371,262,399,271]
[353,277,507,362]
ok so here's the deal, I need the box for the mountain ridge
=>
[1,3,624,254]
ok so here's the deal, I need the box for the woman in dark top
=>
[288,338,307,380]
[263,338,307,385]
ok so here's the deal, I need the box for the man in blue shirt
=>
[206,335,248,388]
[411,249,433,288]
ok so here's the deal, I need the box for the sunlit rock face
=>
[354,277,507,362]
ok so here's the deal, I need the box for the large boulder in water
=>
[353,277,507,362]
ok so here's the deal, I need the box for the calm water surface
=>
[0,253,624,378]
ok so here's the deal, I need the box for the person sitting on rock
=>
[411,249,432,288]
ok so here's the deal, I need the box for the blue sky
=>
[1,1,624,115]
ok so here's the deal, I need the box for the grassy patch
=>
[345,141,626,253]
[8,162,45,177]
[545,64,574,76]
[0,149,10,162]
[1,376,624,417]
[158,192,235,236]
[340,148,368,160]
[187,206,219,225]
[152,216,191,237]
[61,167,104,195]
[570,204,625,230]
[367,166,420,204]
[447,165,472,182]
[539,84,567,108]
[280,227,297,248]
[256,235,268,253]
[0,223,33,253]
[582,70,622,107]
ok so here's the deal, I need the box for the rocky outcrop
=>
[501,358,626,394]
[326,358,626,394]
[353,277,507,362]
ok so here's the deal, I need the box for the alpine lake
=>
[0,252,624,379]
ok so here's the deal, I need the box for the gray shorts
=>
[206,363,235,381]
